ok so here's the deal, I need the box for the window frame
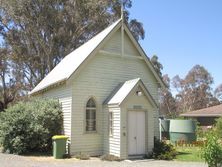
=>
[85,98,97,133]
[109,111,113,137]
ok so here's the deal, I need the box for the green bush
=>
[0,98,63,154]
[152,137,177,160]
[201,131,222,167]
[215,117,222,138]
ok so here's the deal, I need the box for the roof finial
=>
[121,1,124,21]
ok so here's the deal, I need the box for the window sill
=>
[84,131,98,134]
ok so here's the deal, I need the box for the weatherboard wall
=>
[103,106,122,157]
[40,84,72,138]
[69,28,159,156]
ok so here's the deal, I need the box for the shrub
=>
[100,154,121,161]
[201,131,222,167]
[0,98,63,154]
[152,137,177,160]
[215,117,222,138]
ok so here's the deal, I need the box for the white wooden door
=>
[128,111,146,155]
[128,111,137,155]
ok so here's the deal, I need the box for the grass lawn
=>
[175,147,204,162]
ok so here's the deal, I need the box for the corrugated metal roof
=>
[180,104,222,117]
[105,78,158,107]
[30,19,121,94]
[30,18,166,95]
[107,78,140,105]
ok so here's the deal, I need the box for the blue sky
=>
[129,0,222,89]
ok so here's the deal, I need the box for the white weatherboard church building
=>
[30,18,165,159]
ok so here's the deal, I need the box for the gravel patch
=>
[0,152,207,167]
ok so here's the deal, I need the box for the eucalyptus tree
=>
[214,84,222,102]
[159,74,177,118]
[172,65,220,112]
[151,55,163,77]
[0,47,22,111]
[0,0,144,90]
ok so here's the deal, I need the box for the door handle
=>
[134,136,137,140]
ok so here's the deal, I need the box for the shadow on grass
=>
[177,151,192,156]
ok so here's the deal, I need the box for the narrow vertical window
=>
[109,112,113,136]
[86,98,96,132]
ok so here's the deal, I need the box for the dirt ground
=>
[0,152,207,167]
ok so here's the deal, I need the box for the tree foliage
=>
[214,84,222,102]
[172,65,219,112]
[150,55,178,118]
[160,74,177,118]
[150,57,221,117]
[0,47,22,112]
[0,0,145,110]
[151,55,163,77]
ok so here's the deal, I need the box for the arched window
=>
[86,98,96,131]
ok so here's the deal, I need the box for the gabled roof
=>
[106,78,158,107]
[180,104,222,117]
[30,19,121,94]
[30,18,165,95]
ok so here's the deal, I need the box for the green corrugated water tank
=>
[161,120,170,140]
[169,120,196,143]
